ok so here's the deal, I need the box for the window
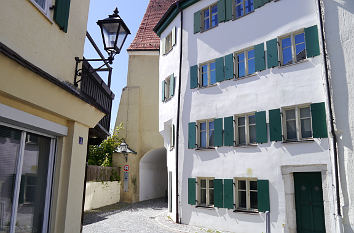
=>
[198,177,214,206]
[283,105,313,141]
[280,31,307,65]
[201,4,218,31]
[162,74,175,102]
[235,113,256,146]
[161,27,176,55]
[235,178,258,211]
[235,48,255,78]
[30,0,51,16]
[200,61,216,87]
[234,0,254,19]
[198,119,215,148]
[170,124,175,149]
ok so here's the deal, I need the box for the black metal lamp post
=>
[74,7,130,88]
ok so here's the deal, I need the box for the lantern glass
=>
[101,21,120,52]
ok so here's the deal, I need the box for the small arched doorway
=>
[139,147,167,201]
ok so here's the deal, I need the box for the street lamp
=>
[117,140,136,162]
[74,7,130,87]
[97,7,131,63]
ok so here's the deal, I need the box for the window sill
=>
[233,209,259,214]
[282,138,315,144]
[235,73,257,81]
[195,147,215,151]
[163,46,175,56]
[196,205,215,209]
[200,25,218,34]
[162,96,173,103]
[278,58,309,69]
[234,144,258,148]
[198,83,217,89]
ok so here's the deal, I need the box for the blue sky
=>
[84,0,150,132]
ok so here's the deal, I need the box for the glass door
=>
[0,125,56,233]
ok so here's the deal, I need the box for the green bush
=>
[88,124,123,167]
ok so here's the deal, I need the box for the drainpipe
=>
[266,211,270,233]
[175,1,183,224]
[317,0,342,224]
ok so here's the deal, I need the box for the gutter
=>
[175,1,184,224]
[317,0,341,216]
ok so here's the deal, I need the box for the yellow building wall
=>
[113,52,163,202]
[0,0,90,83]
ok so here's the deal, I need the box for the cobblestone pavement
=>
[83,198,229,233]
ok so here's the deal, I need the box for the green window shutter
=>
[161,81,165,102]
[266,38,279,68]
[254,0,265,9]
[269,109,282,141]
[194,11,201,34]
[214,118,223,147]
[223,179,234,209]
[54,0,71,33]
[305,25,320,57]
[224,116,234,146]
[258,180,270,212]
[188,178,196,205]
[161,38,166,55]
[225,0,233,21]
[255,43,266,72]
[217,0,226,23]
[190,65,198,89]
[224,54,234,80]
[216,57,225,82]
[170,74,175,97]
[172,124,175,148]
[214,179,224,208]
[188,122,196,149]
[311,102,328,138]
[256,111,268,143]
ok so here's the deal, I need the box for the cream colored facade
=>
[113,50,165,203]
[0,0,107,232]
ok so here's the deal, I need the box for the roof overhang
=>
[153,0,200,37]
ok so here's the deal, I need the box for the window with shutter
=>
[235,113,257,146]
[197,119,215,148]
[255,43,266,72]
[235,178,258,211]
[188,122,196,149]
[194,11,201,34]
[188,178,196,205]
[266,38,279,68]
[224,54,234,80]
[214,179,223,208]
[305,25,320,57]
[235,48,255,79]
[257,180,270,212]
[201,4,218,32]
[255,111,267,143]
[161,80,165,102]
[197,177,215,207]
[216,57,225,82]
[223,179,234,209]
[170,74,175,97]
[311,102,328,138]
[190,65,198,89]
[199,60,217,87]
[269,109,282,141]
[54,0,71,33]
[224,116,234,146]
[214,118,223,147]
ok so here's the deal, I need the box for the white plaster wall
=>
[323,0,354,232]
[158,0,338,232]
[139,148,168,201]
[84,181,120,211]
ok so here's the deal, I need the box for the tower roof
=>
[128,0,177,51]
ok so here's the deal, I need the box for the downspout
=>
[175,1,183,224]
[317,0,341,217]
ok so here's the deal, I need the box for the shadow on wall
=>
[325,0,354,231]
[139,147,167,202]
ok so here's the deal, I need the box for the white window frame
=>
[279,29,306,66]
[199,60,216,87]
[165,32,173,54]
[28,0,52,18]
[234,47,256,79]
[201,3,218,32]
[197,119,215,148]
[233,0,254,20]
[234,177,258,211]
[164,76,171,101]
[197,177,215,207]
[234,112,257,146]
[282,104,313,142]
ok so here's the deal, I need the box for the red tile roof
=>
[128,0,177,51]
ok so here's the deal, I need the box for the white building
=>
[154,0,349,232]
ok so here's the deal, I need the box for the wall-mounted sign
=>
[124,165,129,171]
[124,171,129,192]
[79,137,84,145]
